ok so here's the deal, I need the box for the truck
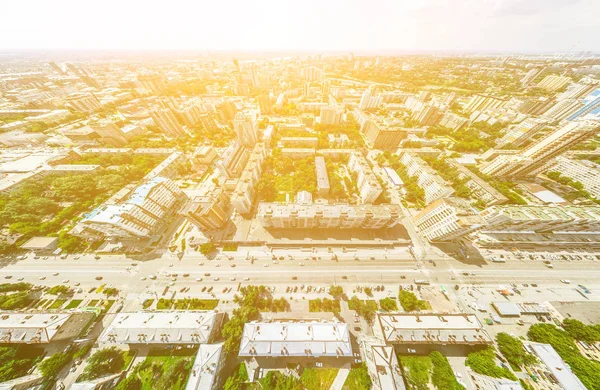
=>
[414,279,430,285]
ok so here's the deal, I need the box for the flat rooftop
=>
[0,313,75,343]
[99,311,221,344]
[376,313,492,345]
[239,321,352,358]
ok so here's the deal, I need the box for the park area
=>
[0,153,163,253]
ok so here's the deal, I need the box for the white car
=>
[198,262,204,266]
[244,277,250,281]
[53,272,59,276]
[149,275,157,280]
[196,278,203,282]
[561,279,571,284]
[216,264,221,267]
[299,262,305,267]
[263,264,269,268]
[214,277,220,281]
[230,277,236,281]
[140,277,146,281]
[62,279,69,283]
[39,276,46,280]
[74,282,80,286]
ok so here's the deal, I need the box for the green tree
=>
[115,375,142,390]
[328,285,344,300]
[38,352,71,378]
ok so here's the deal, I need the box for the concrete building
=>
[99,311,225,345]
[469,372,523,390]
[151,108,186,137]
[231,143,267,215]
[541,99,583,123]
[363,120,407,150]
[557,82,598,101]
[64,92,102,113]
[239,320,352,368]
[526,342,587,390]
[567,88,600,121]
[258,200,401,229]
[191,145,217,166]
[185,343,226,390]
[319,105,343,125]
[452,163,509,206]
[521,67,545,85]
[439,112,467,131]
[359,86,382,110]
[412,104,444,127]
[281,148,316,159]
[234,111,259,147]
[362,339,406,390]
[72,176,186,240]
[0,312,94,344]
[185,188,229,231]
[464,94,509,114]
[280,137,319,148]
[482,120,600,178]
[412,197,487,242]
[20,236,59,254]
[480,205,600,233]
[328,133,350,147]
[537,75,571,91]
[138,74,166,93]
[217,144,250,178]
[349,153,383,204]
[398,152,454,203]
[554,156,600,199]
[498,118,547,148]
[315,156,330,197]
[373,313,492,345]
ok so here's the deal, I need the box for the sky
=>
[1,0,598,53]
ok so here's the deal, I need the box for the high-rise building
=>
[567,88,600,121]
[537,75,571,91]
[138,74,165,93]
[302,66,324,81]
[319,105,343,125]
[185,188,229,231]
[439,112,468,131]
[521,67,545,85]
[541,99,582,123]
[498,118,547,148]
[482,120,600,178]
[233,111,259,147]
[315,156,330,197]
[230,143,267,216]
[363,120,407,150]
[64,92,101,113]
[150,108,186,137]
[413,104,444,126]
[348,153,382,204]
[412,197,486,242]
[464,94,509,114]
[257,94,272,115]
[321,80,331,100]
[557,82,598,101]
[359,86,382,110]
[399,152,455,203]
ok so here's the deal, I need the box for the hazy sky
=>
[1,0,598,52]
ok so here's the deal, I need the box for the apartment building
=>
[554,156,600,199]
[258,200,401,229]
[439,112,467,131]
[348,153,383,204]
[315,156,330,197]
[537,75,571,91]
[480,205,600,233]
[541,99,583,123]
[451,163,509,206]
[72,176,186,240]
[64,92,102,113]
[363,120,407,150]
[230,143,267,215]
[184,188,230,231]
[319,105,343,125]
[398,152,454,204]
[412,197,487,242]
[482,120,600,178]
[463,94,509,114]
[150,107,186,137]
[234,110,259,147]
[498,118,547,148]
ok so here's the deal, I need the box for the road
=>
[3,247,600,293]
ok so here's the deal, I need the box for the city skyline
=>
[2,0,599,53]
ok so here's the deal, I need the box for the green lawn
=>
[343,364,372,390]
[400,355,433,390]
[48,299,67,310]
[65,299,83,309]
[88,299,99,306]
[301,368,338,390]
[134,355,193,390]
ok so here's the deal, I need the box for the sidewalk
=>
[329,364,350,390]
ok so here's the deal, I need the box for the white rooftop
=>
[185,343,224,390]
[99,311,221,344]
[239,321,352,358]
[376,313,492,344]
[529,342,587,390]
[0,313,72,343]
[363,341,406,390]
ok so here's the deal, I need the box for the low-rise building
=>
[362,339,406,390]
[280,137,319,148]
[99,311,225,345]
[554,156,600,199]
[0,312,95,344]
[315,156,330,197]
[372,313,492,345]
[451,163,509,206]
[239,320,352,367]
[412,198,487,242]
[185,343,225,390]
[526,342,587,390]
